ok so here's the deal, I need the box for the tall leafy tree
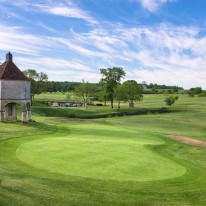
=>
[23,69,48,99]
[23,69,39,79]
[189,87,202,95]
[123,80,143,108]
[75,80,97,107]
[100,67,126,108]
[98,84,108,106]
[114,84,127,109]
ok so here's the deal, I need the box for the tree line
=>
[23,67,143,108]
[26,67,206,108]
[23,69,95,97]
[71,67,143,108]
[146,83,183,90]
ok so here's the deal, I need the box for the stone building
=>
[0,52,31,122]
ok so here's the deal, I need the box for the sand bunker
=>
[166,135,206,147]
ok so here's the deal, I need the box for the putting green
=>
[16,125,186,181]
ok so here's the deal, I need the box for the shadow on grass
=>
[0,121,56,142]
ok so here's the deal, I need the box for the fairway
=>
[1,95,206,206]
[16,124,186,181]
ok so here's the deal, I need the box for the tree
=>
[198,92,206,98]
[38,72,48,81]
[75,80,97,107]
[123,80,143,108]
[141,81,147,89]
[23,69,48,99]
[23,69,39,79]
[100,67,126,108]
[188,93,195,97]
[114,84,127,109]
[189,87,202,95]
[164,95,179,106]
[98,84,108,106]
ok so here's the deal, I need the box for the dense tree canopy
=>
[98,84,108,106]
[100,67,126,108]
[147,83,183,90]
[114,84,127,109]
[189,87,202,95]
[45,81,81,93]
[23,69,48,99]
[123,80,143,108]
[75,80,97,107]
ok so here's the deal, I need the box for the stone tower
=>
[0,52,31,122]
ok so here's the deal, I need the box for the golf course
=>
[0,94,206,205]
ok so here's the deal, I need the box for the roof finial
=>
[6,52,12,62]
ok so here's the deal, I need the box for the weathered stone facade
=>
[0,53,31,122]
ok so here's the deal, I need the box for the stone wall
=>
[0,80,30,100]
[0,80,31,122]
[0,81,1,98]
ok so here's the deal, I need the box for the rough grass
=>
[0,94,206,205]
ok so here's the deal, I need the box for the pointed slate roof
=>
[0,53,29,81]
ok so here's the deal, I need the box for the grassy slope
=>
[0,94,206,205]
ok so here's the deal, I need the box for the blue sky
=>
[0,0,206,88]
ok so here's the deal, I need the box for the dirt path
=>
[166,135,206,147]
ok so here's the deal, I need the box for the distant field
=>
[35,92,79,101]
[35,92,205,109]
[1,94,206,205]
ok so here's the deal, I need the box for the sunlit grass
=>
[0,94,206,205]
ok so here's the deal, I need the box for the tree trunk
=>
[129,99,134,108]
[82,95,85,107]
[118,99,120,109]
[104,95,106,106]
[111,97,114,109]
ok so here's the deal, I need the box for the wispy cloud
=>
[33,3,97,24]
[15,56,99,82]
[37,22,59,34]
[50,37,113,64]
[16,56,92,72]
[3,0,97,24]
[1,1,206,89]
[94,22,206,88]
[0,24,50,55]
[138,0,176,12]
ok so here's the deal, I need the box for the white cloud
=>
[101,23,206,88]
[4,0,97,24]
[127,68,206,89]
[16,57,92,72]
[1,16,206,88]
[33,3,97,24]
[138,0,176,12]
[0,23,54,55]
[66,28,131,62]
[50,37,113,64]
[15,56,100,82]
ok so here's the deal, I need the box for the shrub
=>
[164,95,179,106]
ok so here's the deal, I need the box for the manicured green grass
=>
[16,124,185,181]
[0,94,206,205]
